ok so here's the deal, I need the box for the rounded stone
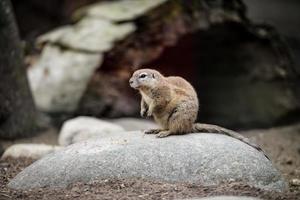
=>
[8,132,286,191]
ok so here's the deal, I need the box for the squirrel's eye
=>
[139,74,147,79]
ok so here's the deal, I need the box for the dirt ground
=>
[243,124,300,184]
[0,123,300,200]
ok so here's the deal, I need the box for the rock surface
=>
[58,116,125,146]
[110,118,158,131]
[2,144,61,159]
[9,132,286,191]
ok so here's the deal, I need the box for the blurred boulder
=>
[58,116,125,146]
[8,132,286,191]
[2,144,61,159]
[28,17,134,112]
[37,18,135,53]
[28,45,102,112]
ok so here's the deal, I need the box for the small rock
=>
[2,144,61,159]
[58,116,125,146]
[290,178,300,186]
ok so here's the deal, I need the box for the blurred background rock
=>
[9,0,300,130]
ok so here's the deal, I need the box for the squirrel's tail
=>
[192,123,270,160]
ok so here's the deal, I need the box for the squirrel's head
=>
[129,68,163,90]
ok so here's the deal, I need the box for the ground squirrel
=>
[129,68,269,159]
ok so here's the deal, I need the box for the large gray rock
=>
[110,118,158,131]
[8,132,286,191]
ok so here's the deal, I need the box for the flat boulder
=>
[8,132,286,191]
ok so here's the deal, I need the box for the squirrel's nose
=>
[129,79,133,84]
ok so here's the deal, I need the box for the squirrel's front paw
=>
[140,109,148,118]
[147,110,152,117]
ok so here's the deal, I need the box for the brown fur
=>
[129,68,269,159]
